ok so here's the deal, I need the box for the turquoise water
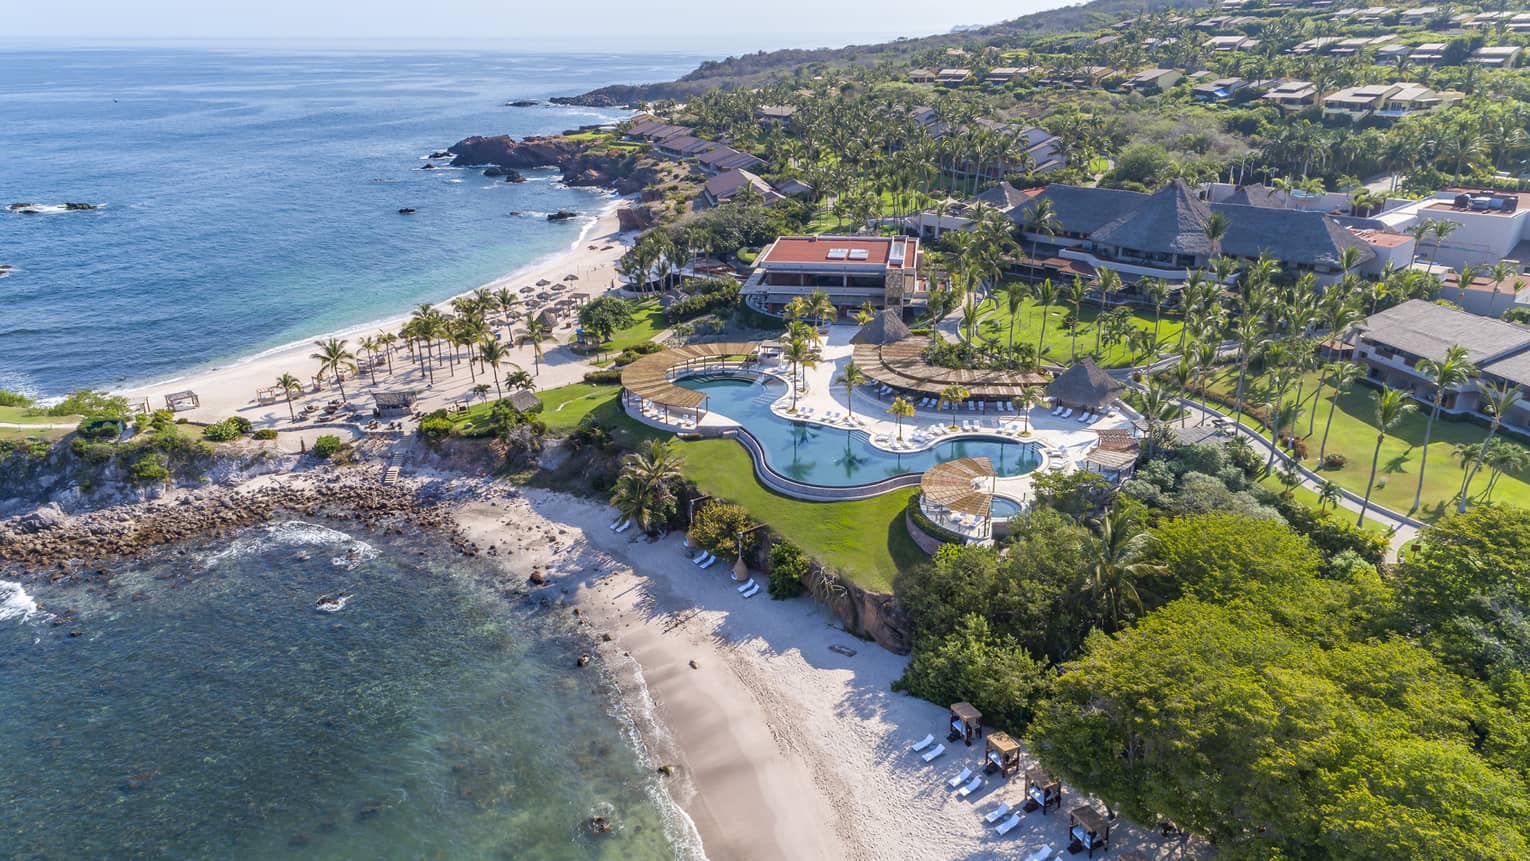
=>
[991,497,1023,519]
[0,48,701,398]
[679,375,1040,486]
[0,521,693,860]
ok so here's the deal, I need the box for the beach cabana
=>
[1025,769,1063,814]
[1044,358,1123,412]
[848,308,911,346]
[505,390,541,413]
[1068,806,1110,857]
[984,731,1023,778]
[948,702,983,745]
[374,390,419,415]
[164,390,200,412]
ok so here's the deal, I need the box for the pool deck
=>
[634,326,1137,500]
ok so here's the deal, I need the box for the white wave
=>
[5,203,106,215]
[202,520,376,567]
[446,178,463,184]
[0,580,52,625]
[315,593,353,613]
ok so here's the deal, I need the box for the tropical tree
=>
[1358,386,1415,528]
[1014,386,1047,435]
[1411,345,1478,514]
[834,360,867,420]
[505,368,535,392]
[519,317,552,375]
[1460,381,1523,512]
[1000,281,1029,351]
[1078,508,1161,633]
[1032,278,1059,366]
[310,338,357,401]
[1093,268,1121,359]
[1318,480,1341,513]
[1140,278,1170,349]
[611,439,686,535]
[275,372,302,422]
[938,384,970,426]
[783,334,815,411]
[1203,210,1229,261]
[479,339,509,400]
[1022,197,1059,264]
[1318,362,1366,464]
[1063,276,1087,362]
[887,395,915,440]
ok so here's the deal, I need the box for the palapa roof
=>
[1046,358,1125,408]
[1027,769,1060,789]
[921,457,996,518]
[505,390,541,412]
[620,341,761,410]
[373,390,419,408]
[849,308,911,345]
[852,336,1047,399]
[986,731,1022,756]
[1091,180,1212,257]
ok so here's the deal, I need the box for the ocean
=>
[0,520,700,860]
[0,47,701,399]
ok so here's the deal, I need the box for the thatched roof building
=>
[1045,358,1124,410]
[849,308,911,345]
[920,457,996,518]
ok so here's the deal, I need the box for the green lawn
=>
[672,438,925,593]
[450,383,637,439]
[585,299,667,355]
[1203,368,1530,520]
[0,406,80,425]
[974,294,1184,370]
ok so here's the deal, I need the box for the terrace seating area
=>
[919,457,999,540]
[851,335,1048,402]
[619,341,762,428]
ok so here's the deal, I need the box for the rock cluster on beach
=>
[446,135,659,194]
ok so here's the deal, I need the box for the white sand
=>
[455,488,1199,861]
[119,202,636,425]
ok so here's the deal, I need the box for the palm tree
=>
[505,368,534,392]
[835,360,867,420]
[357,336,380,386]
[275,372,302,422]
[938,384,970,427]
[1032,278,1059,367]
[1136,381,1177,456]
[479,339,508,400]
[1141,278,1170,350]
[310,338,357,401]
[1013,386,1046,435]
[1080,509,1161,633]
[1318,480,1341,513]
[1203,210,1229,261]
[1022,197,1060,265]
[612,439,686,535]
[783,335,815,411]
[887,396,915,440]
[1318,362,1365,464]
[376,332,398,375]
[1230,318,1268,431]
[1427,219,1459,272]
[1063,276,1087,363]
[1093,268,1121,359]
[519,317,552,375]
[1410,345,1478,514]
[1358,386,1415,527]
[1459,381,1523,512]
[1000,281,1029,351]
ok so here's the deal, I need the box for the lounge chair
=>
[984,802,1013,824]
[995,813,1023,836]
[977,401,985,412]
[609,518,626,531]
[1059,408,1072,419]
[699,555,718,570]
[736,578,756,593]
[692,549,709,564]
[911,734,935,753]
[1077,411,1092,423]
[957,775,984,798]
[921,743,946,762]
[693,552,714,567]
[615,520,632,533]
[946,766,973,789]
[741,582,760,598]
[1023,847,1053,861]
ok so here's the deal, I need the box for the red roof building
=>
[745,235,922,315]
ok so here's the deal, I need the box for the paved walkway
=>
[0,421,77,430]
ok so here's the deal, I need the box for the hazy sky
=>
[7,0,1062,52]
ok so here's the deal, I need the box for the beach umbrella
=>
[519,286,534,294]
[536,278,551,286]
[563,273,579,281]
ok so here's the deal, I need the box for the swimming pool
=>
[679,375,1040,488]
[990,497,1023,520]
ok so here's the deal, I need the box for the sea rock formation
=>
[482,166,525,182]
[446,135,659,195]
[506,100,539,107]
[547,210,577,222]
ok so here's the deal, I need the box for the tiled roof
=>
[1359,299,1530,364]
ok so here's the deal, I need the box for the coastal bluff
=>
[447,135,657,195]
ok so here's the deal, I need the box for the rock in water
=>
[419,163,436,170]
[506,100,539,107]
[482,166,525,182]
[63,202,100,211]
[397,208,417,215]
[547,210,577,222]
[427,149,452,159]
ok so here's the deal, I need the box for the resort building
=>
[695,144,763,174]
[701,169,781,206]
[1121,68,1183,93]
[1192,77,1248,101]
[755,105,797,125]
[1263,80,1318,111]
[1472,46,1523,68]
[1008,180,1376,285]
[1322,83,1462,122]
[1355,300,1530,433]
[1204,35,1256,52]
[1371,189,1530,273]
[743,236,922,315]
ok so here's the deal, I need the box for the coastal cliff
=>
[448,135,660,195]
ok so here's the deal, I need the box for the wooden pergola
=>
[1026,769,1063,814]
[984,731,1023,777]
[1069,805,1111,858]
[920,457,996,518]
[164,390,199,412]
[949,702,983,745]
[620,341,762,422]
[851,336,1047,401]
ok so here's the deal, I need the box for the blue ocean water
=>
[0,48,700,398]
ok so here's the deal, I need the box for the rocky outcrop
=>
[547,210,577,222]
[15,503,68,534]
[617,206,655,232]
[506,100,539,107]
[483,166,525,182]
[803,566,912,655]
[448,135,582,169]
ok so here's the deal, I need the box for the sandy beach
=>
[454,488,1199,861]
[119,200,635,426]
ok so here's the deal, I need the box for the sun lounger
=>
[946,766,973,789]
[1051,405,1062,415]
[699,555,718,570]
[692,549,709,564]
[995,813,1023,836]
[1077,411,1092,423]
[1023,847,1053,861]
[741,582,760,598]
[921,743,946,762]
[984,802,1012,824]
[911,734,935,753]
[978,401,985,412]
[1059,408,1072,418]
[610,518,626,531]
[615,520,632,533]
[737,578,756,593]
[693,552,713,567]
[957,775,984,798]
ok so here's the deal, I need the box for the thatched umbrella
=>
[536,278,551,287]
[563,273,579,281]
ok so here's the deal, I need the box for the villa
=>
[743,235,923,316]
[1192,77,1248,101]
[1322,83,1461,121]
[1472,46,1522,68]
[695,144,763,174]
[1355,300,1530,434]
[702,168,782,206]
[1121,68,1183,93]
[1262,79,1318,111]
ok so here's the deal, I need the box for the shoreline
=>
[118,196,635,423]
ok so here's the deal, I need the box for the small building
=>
[984,67,1023,84]
[504,390,541,413]
[1376,44,1413,65]
[936,68,971,86]
[984,732,1023,778]
[1411,42,1448,65]
[1263,79,1318,111]
[1400,5,1439,25]
[695,144,762,174]
[1322,84,1400,121]
[1026,769,1064,814]
[653,134,714,159]
[1472,46,1523,68]
[1204,34,1255,52]
[949,702,983,745]
[1047,359,1125,412]
[1192,76,1248,101]
[777,178,813,198]
[373,390,420,414]
[1121,68,1183,93]
[164,390,200,412]
[744,235,921,314]
[1069,806,1111,857]
[702,168,781,206]
[909,68,936,84]
[755,105,797,125]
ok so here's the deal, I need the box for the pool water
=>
[991,497,1024,520]
[679,375,1040,487]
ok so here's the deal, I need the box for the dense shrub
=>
[893,614,1051,733]
[689,501,755,561]
[77,415,125,442]
[417,411,454,441]
[583,368,624,384]
[49,389,131,418]
[1323,453,1347,470]
[129,454,170,483]
[252,428,278,440]
[311,434,343,459]
[766,540,809,600]
[664,278,741,323]
[0,390,33,408]
[202,419,247,442]
[577,295,637,342]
